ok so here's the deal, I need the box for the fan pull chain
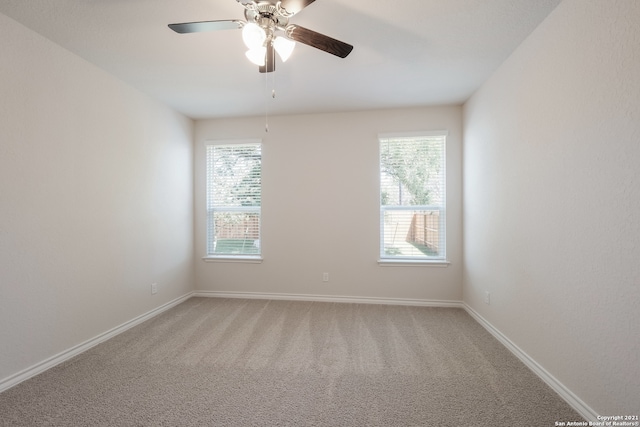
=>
[264,68,269,132]
[264,69,277,132]
[272,65,276,98]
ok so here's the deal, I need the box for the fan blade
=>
[286,25,353,58]
[259,43,276,73]
[279,0,316,16]
[168,20,243,34]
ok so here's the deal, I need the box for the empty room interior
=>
[0,0,638,425]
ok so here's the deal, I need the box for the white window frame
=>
[203,139,263,263]
[378,131,449,266]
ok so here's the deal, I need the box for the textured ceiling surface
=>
[0,0,561,119]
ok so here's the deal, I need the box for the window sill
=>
[202,256,263,264]
[378,259,450,267]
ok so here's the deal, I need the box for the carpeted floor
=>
[0,297,583,426]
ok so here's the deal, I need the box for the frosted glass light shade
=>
[242,23,266,49]
[245,47,266,66]
[273,36,295,62]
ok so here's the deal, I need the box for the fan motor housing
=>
[244,1,289,30]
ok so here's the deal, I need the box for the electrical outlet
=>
[151,283,158,295]
[484,291,490,305]
[322,272,329,282]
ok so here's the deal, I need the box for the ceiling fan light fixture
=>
[242,22,266,49]
[169,0,354,74]
[245,46,267,66]
[273,36,295,62]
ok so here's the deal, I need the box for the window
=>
[205,141,262,259]
[379,132,446,262]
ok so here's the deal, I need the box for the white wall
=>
[195,107,462,302]
[463,0,640,415]
[0,14,194,381]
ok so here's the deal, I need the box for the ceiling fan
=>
[168,0,354,73]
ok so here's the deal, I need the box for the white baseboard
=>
[193,290,464,308]
[0,292,193,393]
[462,303,599,422]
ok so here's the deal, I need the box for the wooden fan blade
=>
[168,20,243,34]
[286,25,353,58]
[279,0,316,16]
[259,43,276,73]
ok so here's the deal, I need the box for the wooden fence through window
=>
[407,211,440,252]
[215,214,259,240]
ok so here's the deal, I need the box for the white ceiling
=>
[0,0,561,119]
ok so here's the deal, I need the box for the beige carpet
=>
[0,297,583,426]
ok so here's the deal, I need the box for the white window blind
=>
[206,142,262,258]
[379,133,446,261]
